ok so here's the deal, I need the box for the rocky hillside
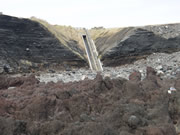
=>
[33,19,180,68]
[1,14,180,72]
[90,24,180,66]
[0,15,87,73]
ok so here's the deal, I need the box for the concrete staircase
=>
[82,28,103,71]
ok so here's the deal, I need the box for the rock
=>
[0,71,180,134]
[38,120,65,135]
[161,124,177,135]
[14,120,27,135]
[80,113,90,122]
[81,75,86,80]
[103,76,113,89]
[0,75,9,89]
[0,67,3,74]
[167,66,173,70]
[0,117,14,135]
[146,67,156,77]
[128,115,140,129]
[3,65,9,73]
[157,70,164,76]
[145,127,164,135]
[156,65,163,70]
[49,69,56,73]
[129,71,141,82]
[8,87,16,90]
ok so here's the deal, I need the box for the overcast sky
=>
[0,0,180,28]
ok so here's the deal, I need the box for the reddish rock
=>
[0,75,9,90]
[147,66,156,77]
[145,127,164,135]
[0,70,179,135]
[129,71,141,82]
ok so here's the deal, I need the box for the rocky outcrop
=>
[0,67,180,134]
[0,15,87,73]
[93,24,180,66]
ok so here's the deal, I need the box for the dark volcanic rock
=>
[0,15,87,73]
[0,67,179,134]
[129,71,141,82]
[94,24,180,66]
[127,115,140,129]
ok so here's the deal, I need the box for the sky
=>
[0,0,180,28]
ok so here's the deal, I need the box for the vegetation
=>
[89,27,122,40]
[30,17,85,59]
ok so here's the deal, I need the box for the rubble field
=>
[0,66,180,135]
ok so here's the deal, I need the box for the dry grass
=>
[89,27,123,40]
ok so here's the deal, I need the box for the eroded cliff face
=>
[91,24,180,66]
[0,15,87,73]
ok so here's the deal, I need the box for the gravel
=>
[36,51,180,83]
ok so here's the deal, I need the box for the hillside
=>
[30,17,86,59]
[1,14,180,73]
[0,15,87,73]
[32,19,180,68]
[90,24,180,66]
